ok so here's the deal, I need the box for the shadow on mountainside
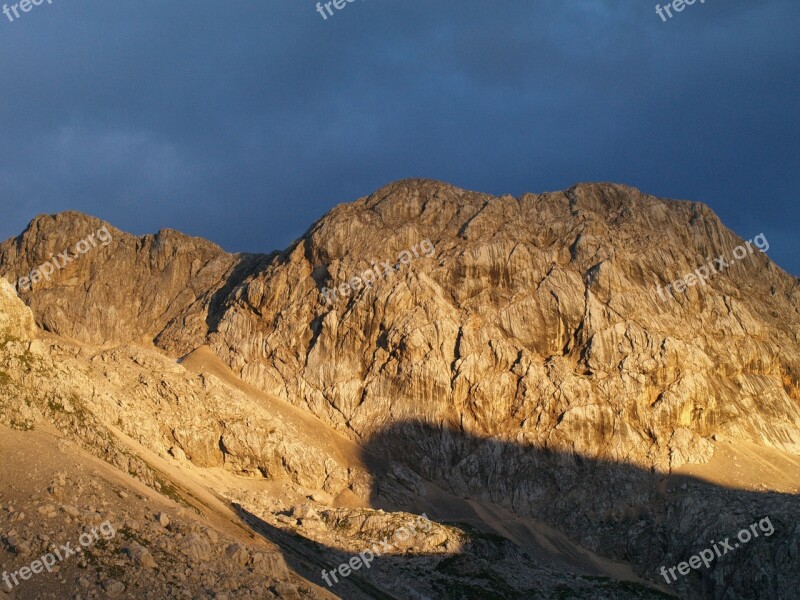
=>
[363,421,799,600]
[236,420,799,600]
[232,502,674,600]
[205,252,277,334]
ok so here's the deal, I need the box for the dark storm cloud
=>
[0,0,798,274]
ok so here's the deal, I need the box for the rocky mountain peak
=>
[0,181,798,599]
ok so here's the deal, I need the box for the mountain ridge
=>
[1,179,799,599]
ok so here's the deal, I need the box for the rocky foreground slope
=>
[1,179,799,599]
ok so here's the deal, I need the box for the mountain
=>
[1,179,798,599]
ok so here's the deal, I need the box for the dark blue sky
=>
[1,0,798,274]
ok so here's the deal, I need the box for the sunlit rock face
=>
[0,211,269,353]
[5,180,800,481]
[199,180,800,468]
[3,180,799,599]
[0,277,36,342]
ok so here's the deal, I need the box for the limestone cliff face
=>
[0,277,35,341]
[195,180,800,599]
[4,183,799,472]
[0,211,268,350]
[202,180,800,471]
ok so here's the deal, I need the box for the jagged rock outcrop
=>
[0,211,269,351]
[200,180,800,467]
[0,278,35,342]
